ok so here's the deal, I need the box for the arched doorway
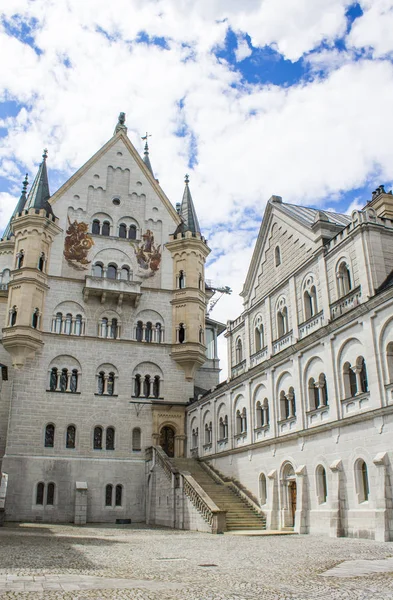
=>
[160,426,175,457]
[281,462,297,528]
[288,480,297,526]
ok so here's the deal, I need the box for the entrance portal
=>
[160,426,175,457]
[288,480,297,526]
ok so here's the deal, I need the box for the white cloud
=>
[234,35,252,62]
[348,0,393,58]
[0,192,18,234]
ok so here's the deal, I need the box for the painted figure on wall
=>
[132,229,161,278]
[63,218,94,270]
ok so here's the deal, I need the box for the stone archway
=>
[280,462,297,529]
[159,426,175,457]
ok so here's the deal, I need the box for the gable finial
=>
[21,173,28,195]
[42,148,48,160]
[185,173,189,185]
[141,132,154,176]
[114,112,127,135]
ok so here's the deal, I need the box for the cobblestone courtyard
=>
[1,524,393,599]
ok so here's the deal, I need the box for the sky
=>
[1,0,393,379]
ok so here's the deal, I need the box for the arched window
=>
[255,324,264,352]
[343,362,357,398]
[241,408,247,433]
[115,484,123,506]
[10,306,17,327]
[153,375,160,398]
[219,417,225,440]
[75,314,83,336]
[120,266,129,281]
[204,422,210,444]
[107,372,115,396]
[93,263,103,277]
[45,424,55,448]
[156,323,162,343]
[118,223,127,238]
[178,270,185,289]
[145,322,152,343]
[38,252,45,272]
[132,427,141,451]
[316,465,328,504]
[94,426,103,449]
[236,410,242,435]
[280,389,296,420]
[110,318,118,339]
[275,246,281,267]
[143,375,151,398]
[304,285,317,320]
[355,459,369,503]
[66,425,76,449]
[106,427,115,450]
[17,250,24,269]
[134,374,141,397]
[337,261,352,297]
[102,221,110,236]
[92,220,100,235]
[277,306,288,337]
[107,264,117,280]
[105,484,113,506]
[259,473,267,505]
[46,482,55,505]
[60,368,68,392]
[70,369,78,392]
[128,225,137,240]
[32,308,39,329]
[64,313,72,335]
[97,372,105,395]
[358,357,368,393]
[178,323,185,344]
[100,318,109,338]
[53,312,62,333]
[136,321,143,342]
[256,399,269,428]
[319,373,328,406]
[235,338,243,363]
[50,368,58,391]
[1,269,10,285]
[308,377,320,410]
[36,482,45,505]
[192,427,198,448]
[256,401,263,428]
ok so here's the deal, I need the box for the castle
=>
[1,115,393,541]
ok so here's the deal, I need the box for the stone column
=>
[266,469,279,530]
[294,465,308,534]
[329,459,343,538]
[74,482,88,525]
[373,452,391,542]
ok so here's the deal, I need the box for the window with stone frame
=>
[45,424,55,448]
[115,484,123,506]
[94,426,103,450]
[106,427,115,450]
[66,425,76,449]
[105,484,113,506]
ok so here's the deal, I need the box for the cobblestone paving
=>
[0,523,393,599]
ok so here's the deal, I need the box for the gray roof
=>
[2,174,29,240]
[177,175,201,234]
[24,150,53,214]
[279,202,351,228]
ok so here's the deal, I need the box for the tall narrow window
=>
[118,223,127,238]
[178,270,185,289]
[94,426,103,449]
[236,410,242,435]
[45,424,55,448]
[107,264,117,280]
[102,221,110,236]
[46,482,55,505]
[75,314,83,336]
[107,372,115,396]
[153,375,160,398]
[17,250,24,269]
[319,373,328,406]
[110,318,118,339]
[145,322,152,343]
[359,357,368,393]
[275,246,281,266]
[235,338,243,363]
[136,321,143,342]
[36,482,45,505]
[259,473,267,505]
[156,323,162,343]
[316,465,328,504]
[105,484,113,506]
[60,368,68,392]
[106,427,115,450]
[101,318,109,338]
[97,372,105,395]
[66,425,76,449]
[178,323,185,344]
[132,427,141,451]
[120,266,129,280]
[93,263,103,277]
[54,312,62,333]
[356,459,370,503]
[143,375,151,398]
[134,374,141,397]
[199,327,204,344]
[255,325,264,352]
[10,306,17,326]
[50,368,58,391]
[38,252,45,271]
[32,308,39,329]
[92,220,100,235]
[361,461,369,501]
[277,306,288,337]
[64,313,72,335]
[309,378,319,410]
[338,261,352,296]
[128,225,137,240]
[115,484,123,506]
[256,401,263,428]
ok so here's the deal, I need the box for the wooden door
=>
[160,426,175,457]
[289,481,297,526]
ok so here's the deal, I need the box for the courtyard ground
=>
[0,524,393,599]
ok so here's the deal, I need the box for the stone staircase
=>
[171,458,266,532]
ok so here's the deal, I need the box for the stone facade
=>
[187,193,393,540]
[0,122,222,524]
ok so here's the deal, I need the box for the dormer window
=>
[275,246,281,267]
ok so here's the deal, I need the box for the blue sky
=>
[1,0,393,331]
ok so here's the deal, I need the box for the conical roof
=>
[177,174,201,234]
[2,174,29,240]
[142,139,154,177]
[24,149,53,214]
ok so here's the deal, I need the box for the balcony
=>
[273,330,293,355]
[231,359,246,379]
[330,286,361,320]
[83,275,142,307]
[250,346,268,368]
[299,311,324,339]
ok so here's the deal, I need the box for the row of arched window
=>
[135,321,163,343]
[92,262,132,281]
[52,312,84,335]
[36,482,55,506]
[15,250,46,271]
[105,484,123,507]
[134,374,161,398]
[177,270,204,290]
[92,220,138,239]
[43,424,142,451]
[49,368,79,393]
[50,315,166,343]
[8,306,40,328]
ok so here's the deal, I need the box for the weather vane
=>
[141,132,152,141]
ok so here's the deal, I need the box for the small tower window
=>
[16,250,24,269]
[32,308,39,329]
[38,252,45,272]
[75,314,83,336]
[136,321,143,342]
[10,306,17,327]
[178,323,185,344]
[107,264,117,280]
[102,221,110,236]
[107,372,115,396]
[156,322,162,343]
[60,368,68,392]
[97,372,105,395]
[275,246,281,267]
[235,338,243,363]
[64,313,72,335]
[50,368,58,391]
[92,220,100,235]
[70,369,78,393]
[110,318,118,339]
[106,427,115,450]
[143,375,151,398]
[145,322,152,343]
[178,270,185,289]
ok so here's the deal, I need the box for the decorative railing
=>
[250,346,268,368]
[0,284,8,291]
[298,311,323,339]
[227,315,244,332]
[154,445,178,482]
[341,391,370,416]
[272,330,293,354]
[182,475,226,533]
[231,359,246,378]
[330,286,361,320]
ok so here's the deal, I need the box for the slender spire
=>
[176,174,201,235]
[24,149,53,215]
[141,132,154,176]
[2,174,29,240]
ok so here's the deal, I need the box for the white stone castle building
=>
[1,114,393,541]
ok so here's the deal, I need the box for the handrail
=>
[152,445,179,481]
